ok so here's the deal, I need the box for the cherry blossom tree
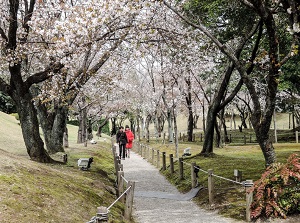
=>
[0,0,144,161]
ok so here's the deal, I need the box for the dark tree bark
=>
[185,77,193,142]
[12,86,53,162]
[35,98,67,154]
[77,103,87,144]
[145,114,151,142]
[110,117,117,136]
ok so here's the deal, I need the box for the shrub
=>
[250,153,300,220]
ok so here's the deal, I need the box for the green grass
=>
[0,111,128,223]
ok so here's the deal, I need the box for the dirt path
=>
[121,151,239,223]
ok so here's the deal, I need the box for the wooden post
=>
[245,180,253,222]
[179,132,182,140]
[118,164,123,171]
[162,152,166,170]
[179,158,184,180]
[114,156,120,187]
[191,162,197,188]
[193,134,195,142]
[124,181,135,220]
[157,150,160,168]
[244,134,246,145]
[249,134,252,143]
[229,134,232,143]
[208,169,214,204]
[140,144,143,157]
[169,154,174,175]
[117,171,125,203]
[200,133,203,142]
[234,169,242,182]
[296,131,299,143]
[96,206,108,222]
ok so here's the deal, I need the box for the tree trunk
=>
[255,127,276,167]
[110,117,117,136]
[167,109,174,143]
[12,90,53,162]
[201,105,217,155]
[136,113,141,141]
[145,114,151,143]
[77,107,87,144]
[37,103,67,154]
[193,114,199,129]
[63,127,69,148]
[187,108,193,142]
[173,111,179,158]
[215,118,221,148]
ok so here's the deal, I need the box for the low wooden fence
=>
[158,131,300,144]
[87,144,135,223]
[135,142,254,222]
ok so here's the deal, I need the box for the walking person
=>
[125,125,134,158]
[116,126,127,159]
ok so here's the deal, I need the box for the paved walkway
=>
[121,151,238,223]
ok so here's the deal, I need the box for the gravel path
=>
[121,151,239,223]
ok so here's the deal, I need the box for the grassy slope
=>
[0,112,125,223]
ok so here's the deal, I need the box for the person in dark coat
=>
[116,126,127,159]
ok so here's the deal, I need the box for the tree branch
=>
[24,62,64,89]
[0,27,8,42]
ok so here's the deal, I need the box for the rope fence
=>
[135,142,254,222]
[87,144,135,223]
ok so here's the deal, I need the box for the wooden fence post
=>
[244,134,246,145]
[234,169,242,182]
[140,144,143,157]
[96,206,108,222]
[191,162,197,188]
[200,133,203,142]
[157,150,160,168]
[208,169,214,205]
[117,171,125,203]
[245,180,253,222]
[296,131,299,143]
[162,152,166,170]
[124,181,135,220]
[179,158,184,180]
[114,155,120,193]
[169,154,174,175]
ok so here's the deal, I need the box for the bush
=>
[250,153,300,220]
[67,119,79,126]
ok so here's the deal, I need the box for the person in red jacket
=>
[125,125,134,158]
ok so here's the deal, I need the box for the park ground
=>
[0,111,299,222]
